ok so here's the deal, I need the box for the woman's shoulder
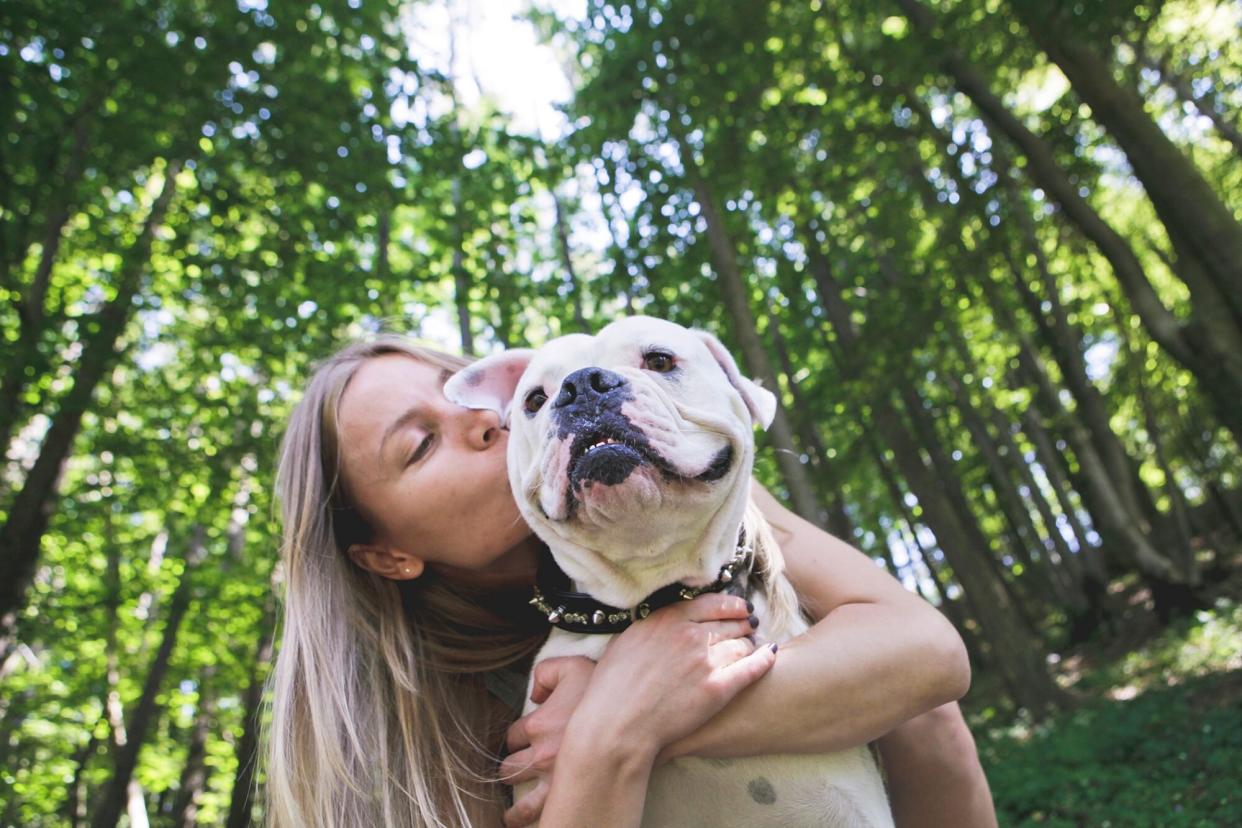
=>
[483,663,528,717]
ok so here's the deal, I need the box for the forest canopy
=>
[1,0,1240,824]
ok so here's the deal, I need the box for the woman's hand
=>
[528,593,777,828]
[578,593,773,754]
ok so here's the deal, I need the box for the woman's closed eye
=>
[406,433,434,466]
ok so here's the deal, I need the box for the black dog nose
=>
[554,367,627,409]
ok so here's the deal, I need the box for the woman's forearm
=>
[661,599,969,760]
[540,719,655,828]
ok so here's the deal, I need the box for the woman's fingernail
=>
[745,599,754,613]
[748,614,759,629]
[769,642,778,654]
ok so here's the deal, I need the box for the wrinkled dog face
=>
[446,317,774,596]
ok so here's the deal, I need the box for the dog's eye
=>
[523,388,548,415]
[643,350,676,373]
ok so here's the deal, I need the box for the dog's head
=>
[445,316,775,605]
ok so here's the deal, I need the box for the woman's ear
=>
[443,349,534,426]
[347,543,425,580]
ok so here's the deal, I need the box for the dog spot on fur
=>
[464,370,484,387]
[747,777,777,805]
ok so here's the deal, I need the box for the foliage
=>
[2,0,1241,823]
[979,602,1242,826]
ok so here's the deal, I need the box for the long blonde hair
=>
[266,336,545,827]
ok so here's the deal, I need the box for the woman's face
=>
[335,354,538,585]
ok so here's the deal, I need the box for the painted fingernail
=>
[748,614,759,629]
[769,642,778,654]
[745,599,754,613]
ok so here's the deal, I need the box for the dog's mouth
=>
[563,423,735,516]
[568,428,651,490]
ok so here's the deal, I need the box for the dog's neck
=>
[531,526,755,634]
[547,497,748,608]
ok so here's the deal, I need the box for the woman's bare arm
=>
[659,482,970,759]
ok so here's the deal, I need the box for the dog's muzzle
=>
[554,367,649,490]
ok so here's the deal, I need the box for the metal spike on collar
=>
[592,609,607,625]
[547,607,564,624]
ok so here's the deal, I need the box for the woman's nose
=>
[463,407,503,450]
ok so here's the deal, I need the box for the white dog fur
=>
[446,316,892,827]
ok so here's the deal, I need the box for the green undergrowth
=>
[974,601,1242,827]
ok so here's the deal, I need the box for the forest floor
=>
[967,560,1242,827]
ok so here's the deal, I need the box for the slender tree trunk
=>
[893,0,1242,443]
[766,307,837,527]
[687,168,825,527]
[0,101,94,457]
[1018,406,1100,571]
[450,178,474,355]
[90,526,204,828]
[552,189,589,332]
[171,678,214,828]
[1117,312,1199,575]
[63,728,103,827]
[1010,0,1242,324]
[225,593,278,828]
[596,156,640,314]
[0,160,180,641]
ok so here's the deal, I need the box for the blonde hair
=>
[266,336,544,827]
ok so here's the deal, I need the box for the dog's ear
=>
[443,349,534,425]
[694,331,777,430]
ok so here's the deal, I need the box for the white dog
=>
[446,316,892,826]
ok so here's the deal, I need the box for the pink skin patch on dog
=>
[541,435,575,521]
[578,466,664,526]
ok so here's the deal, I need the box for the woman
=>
[266,335,996,827]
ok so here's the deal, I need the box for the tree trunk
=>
[0,160,180,642]
[225,593,278,828]
[63,728,103,827]
[1011,0,1242,325]
[450,178,474,355]
[90,526,204,828]
[1018,406,1100,572]
[0,100,94,457]
[552,188,589,332]
[687,168,825,527]
[766,307,838,528]
[170,677,214,828]
[894,0,1242,443]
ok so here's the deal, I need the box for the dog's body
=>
[446,317,892,827]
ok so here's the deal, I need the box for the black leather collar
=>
[529,532,755,634]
